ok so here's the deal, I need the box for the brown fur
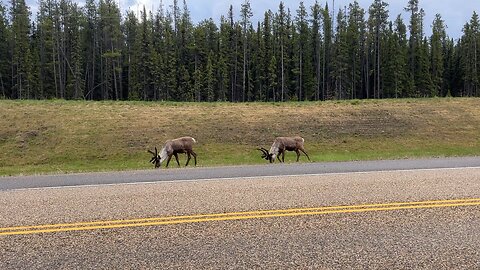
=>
[149,136,197,168]
[262,136,310,163]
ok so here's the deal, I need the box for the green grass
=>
[1,98,480,176]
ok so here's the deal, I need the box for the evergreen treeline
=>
[0,0,479,101]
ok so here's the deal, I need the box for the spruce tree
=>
[83,0,99,100]
[368,0,389,99]
[405,0,421,95]
[310,1,323,100]
[346,1,365,99]
[262,10,274,101]
[276,2,287,101]
[430,14,447,97]
[240,0,252,102]
[294,1,311,101]
[0,3,10,98]
[393,15,410,97]
[322,3,332,99]
[10,0,32,99]
[206,51,215,101]
[332,7,349,99]
[163,11,177,100]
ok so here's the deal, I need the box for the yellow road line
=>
[2,198,479,232]
[1,198,480,236]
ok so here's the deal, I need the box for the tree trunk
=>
[281,40,284,102]
[299,51,303,101]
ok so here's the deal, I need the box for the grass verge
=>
[1,98,479,176]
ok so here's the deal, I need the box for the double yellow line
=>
[2,198,480,236]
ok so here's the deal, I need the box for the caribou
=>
[148,136,197,168]
[258,136,311,163]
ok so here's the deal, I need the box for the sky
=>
[11,0,480,40]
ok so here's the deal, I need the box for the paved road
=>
[1,158,480,269]
[2,156,480,190]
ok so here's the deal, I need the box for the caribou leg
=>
[296,150,301,162]
[166,155,173,168]
[191,150,197,166]
[174,153,181,167]
[276,153,282,163]
[185,152,191,166]
[300,148,311,161]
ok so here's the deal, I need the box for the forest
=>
[0,0,479,101]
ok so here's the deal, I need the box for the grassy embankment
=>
[1,98,479,176]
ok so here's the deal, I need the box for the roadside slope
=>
[1,98,480,175]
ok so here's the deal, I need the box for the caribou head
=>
[148,147,161,168]
[257,147,274,163]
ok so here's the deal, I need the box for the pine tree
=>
[100,0,122,100]
[368,0,389,99]
[151,8,165,101]
[346,1,365,99]
[192,63,203,101]
[382,21,397,98]
[177,0,193,101]
[137,6,153,100]
[253,21,264,101]
[192,21,205,101]
[0,3,10,98]
[225,6,238,101]
[163,11,177,100]
[276,2,288,101]
[332,7,349,99]
[442,38,456,96]
[246,24,255,101]
[310,1,322,100]
[392,15,410,97]
[35,0,53,98]
[430,14,446,97]
[294,1,312,101]
[83,0,99,100]
[405,0,422,95]
[240,0,252,102]
[0,0,478,102]
[262,10,274,101]
[322,3,332,99]
[217,52,228,101]
[268,54,277,102]
[30,22,41,98]
[218,15,232,101]
[417,36,434,96]
[459,13,480,96]
[10,0,32,99]
[123,11,139,100]
[63,2,84,99]
[465,12,480,96]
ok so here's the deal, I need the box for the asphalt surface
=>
[1,158,480,269]
[2,156,480,190]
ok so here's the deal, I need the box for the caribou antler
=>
[257,147,270,160]
[148,147,159,164]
